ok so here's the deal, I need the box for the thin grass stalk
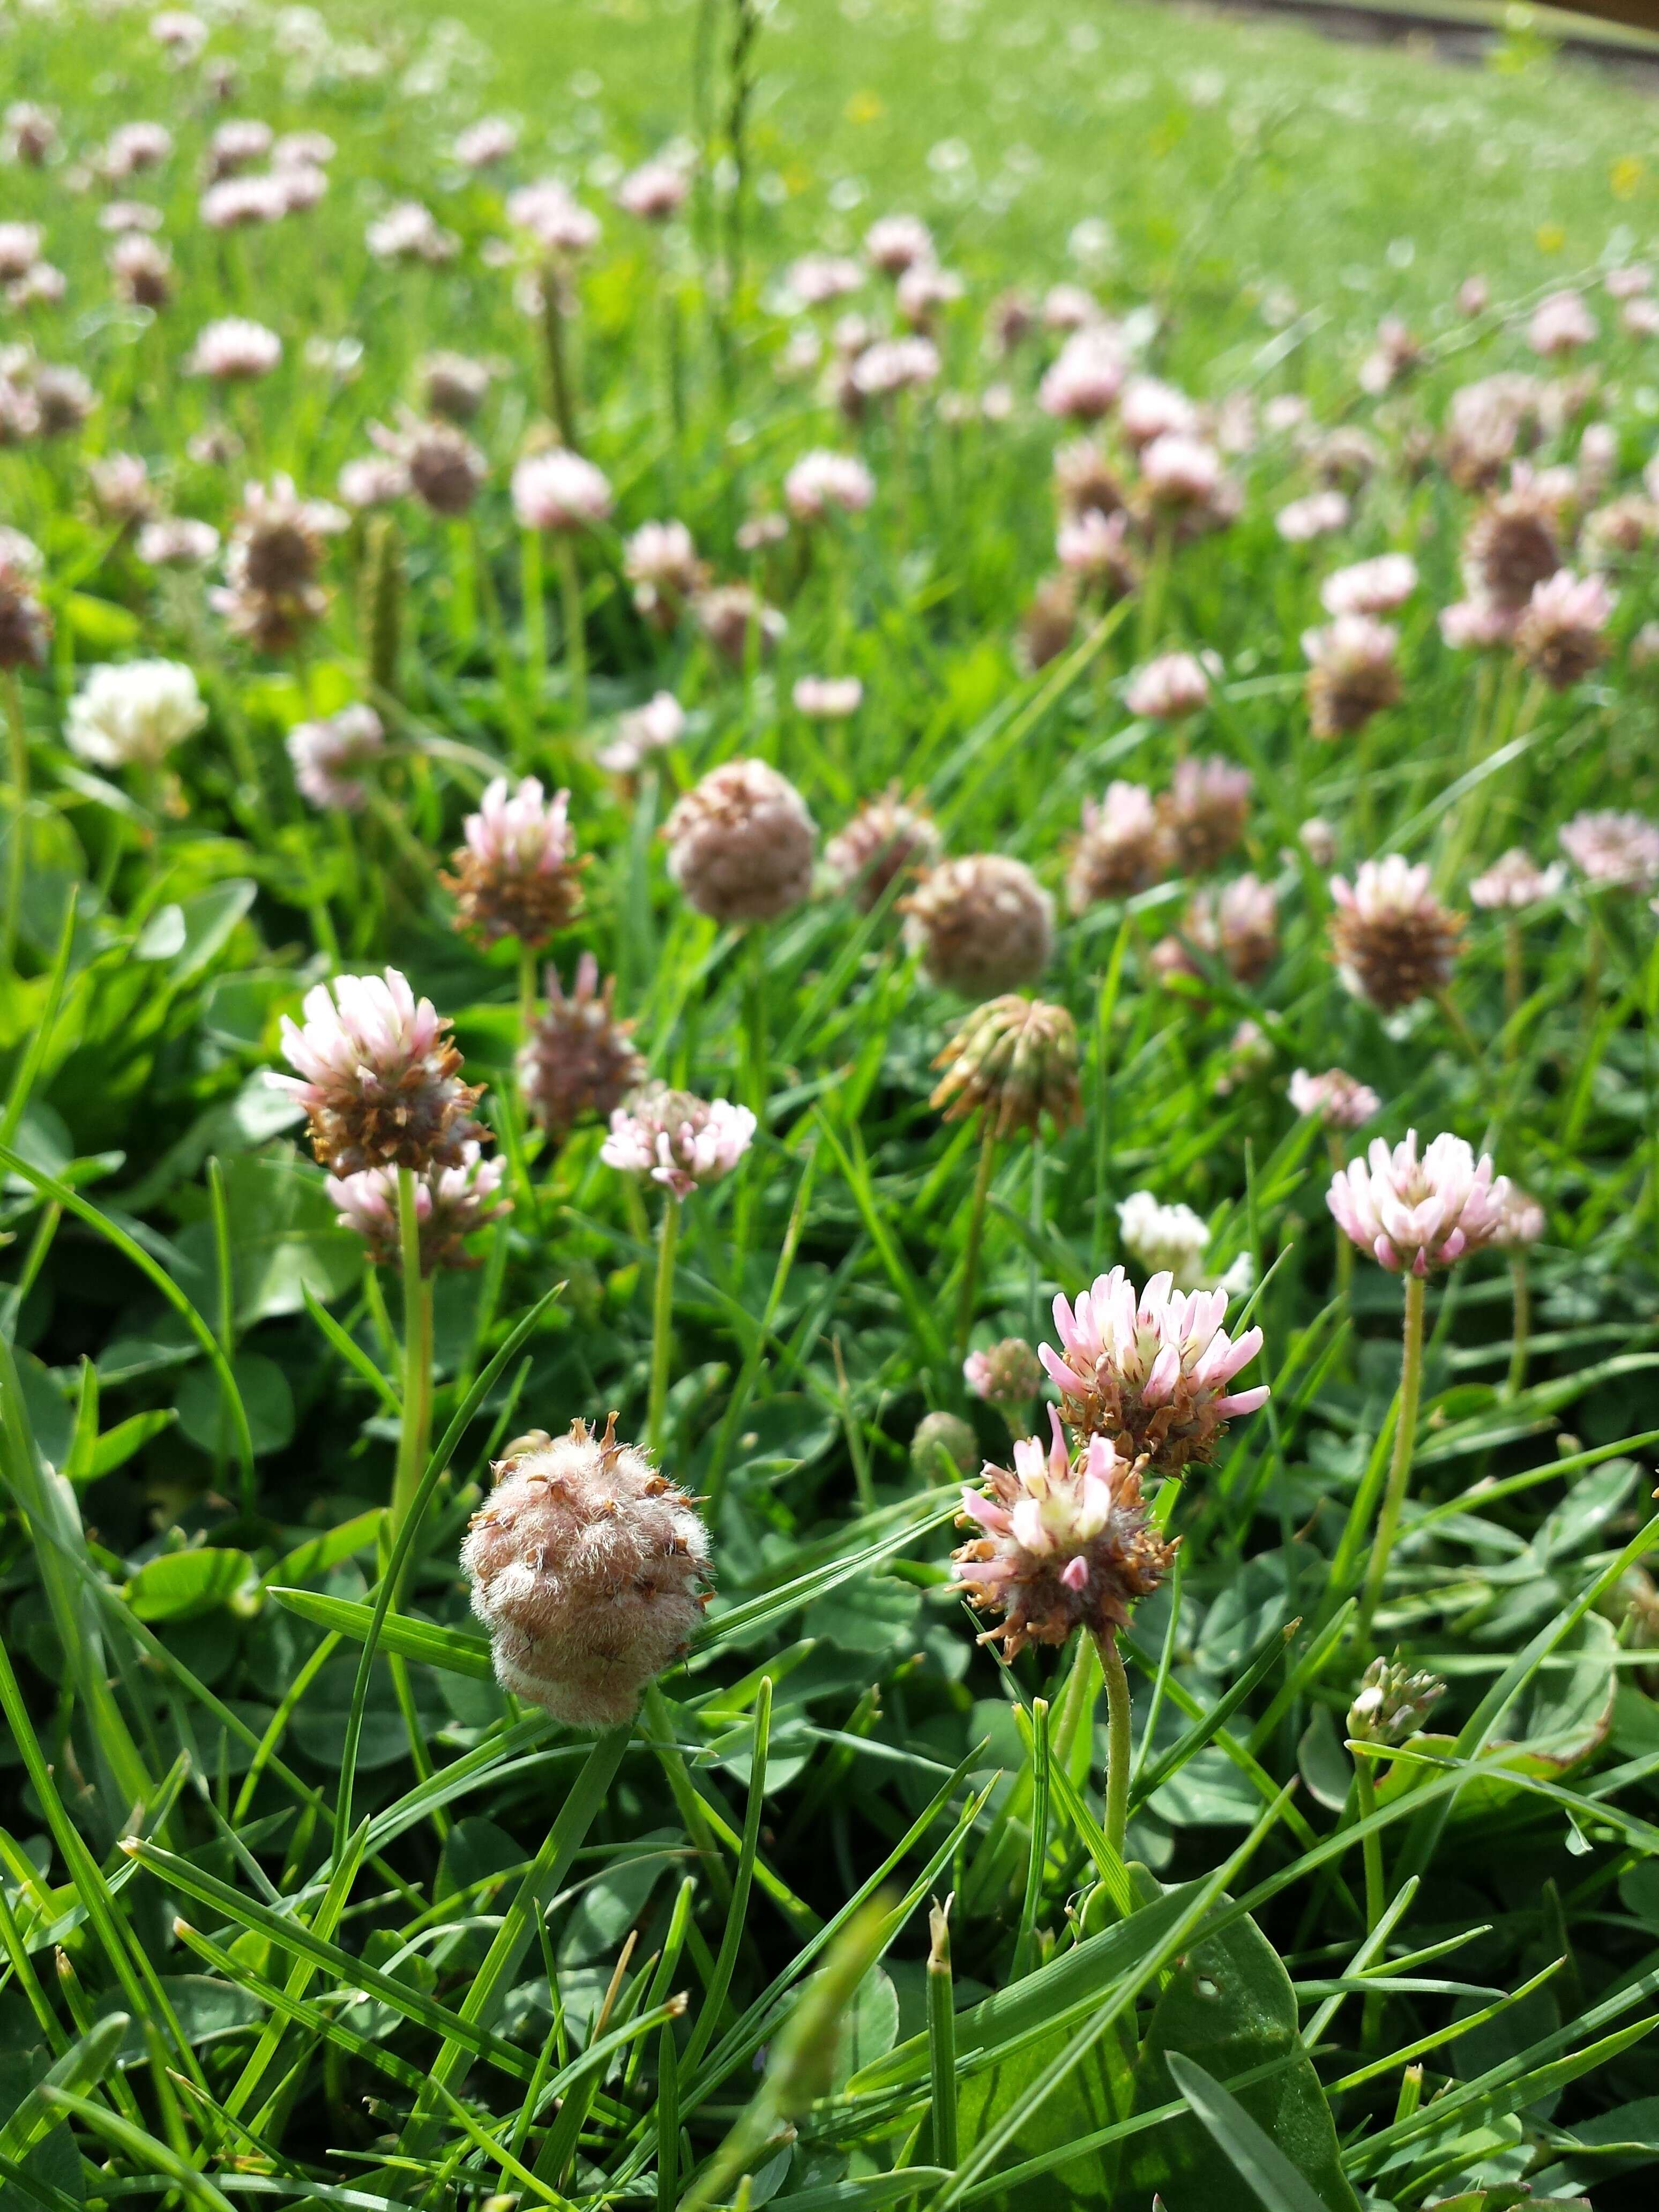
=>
[1012,1696,1050,1976]
[925,1897,957,2169]
[540,267,578,449]
[648,1194,682,1460]
[1353,1758,1387,2051]
[520,527,547,708]
[1361,1270,1426,1638]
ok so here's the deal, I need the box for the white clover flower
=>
[1327,1130,1503,1275]
[601,1088,757,1198]
[66,659,206,768]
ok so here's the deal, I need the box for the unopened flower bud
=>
[929,995,1080,1138]
[1347,1654,1446,1746]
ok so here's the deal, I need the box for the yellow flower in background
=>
[846,90,883,124]
[1535,221,1566,253]
[1611,156,1644,201]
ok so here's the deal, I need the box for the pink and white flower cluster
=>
[601,1089,757,1198]
[1327,1130,1504,1275]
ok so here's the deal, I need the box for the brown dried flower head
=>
[1017,572,1078,672]
[662,759,816,924]
[518,953,646,1144]
[824,784,942,911]
[1462,476,1563,612]
[461,1415,712,1728]
[1330,857,1463,1013]
[930,995,1081,1138]
[952,1413,1175,1658]
[272,968,485,1177]
[902,854,1055,997]
[1067,780,1171,908]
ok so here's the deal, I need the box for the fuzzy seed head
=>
[662,759,816,924]
[903,855,1055,998]
[462,1416,711,1728]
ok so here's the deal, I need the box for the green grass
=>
[2,1,1659,2209]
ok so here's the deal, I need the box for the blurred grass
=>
[401,0,1659,377]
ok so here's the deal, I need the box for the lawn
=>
[2,1,1659,2208]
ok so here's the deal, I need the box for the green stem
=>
[647,1194,681,1460]
[1097,1630,1133,1857]
[955,1122,998,1363]
[1354,1760,1385,2051]
[390,1167,434,1547]
[1359,1272,1426,1638]
[540,267,578,450]
[1135,515,1175,663]
[520,528,547,711]
[1328,1131,1353,1308]
[1433,987,1484,1073]
[925,1899,957,2169]
[518,942,539,1046]
[1505,1252,1530,1402]
[556,533,587,728]
[3,670,27,970]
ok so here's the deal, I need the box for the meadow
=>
[3,0,1659,2207]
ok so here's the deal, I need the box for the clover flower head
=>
[272,968,483,1177]
[65,659,207,768]
[518,954,645,1144]
[952,1409,1173,1656]
[511,447,613,532]
[1040,1268,1268,1473]
[1469,848,1566,910]
[601,1087,757,1198]
[1348,1654,1447,1745]
[783,448,875,521]
[328,1141,509,1273]
[1329,857,1463,1011]
[287,703,385,812]
[1558,809,1659,891]
[1116,1192,1210,1290]
[1125,650,1215,721]
[1288,1067,1380,1131]
[1321,554,1417,617]
[1327,1129,1501,1275]
[445,777,586,947]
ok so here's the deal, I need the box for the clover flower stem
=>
[1504,918,1525,1047]
[1135,515,1175,663]
[1432,987,1484,1072]
[1327,1132,1354,1306]
[955,1122,999,1363]
[556,534,587,727]
[1506,1251,1531,1401]
[2,670,26,971]
[518,941,539,1044]
[1354,1757,1386,2050]
[540,269,579,450]
[1360,1270,1426,1639]
[1096,1629,1133,1857]
[447,520,476,649]
[390,1165,434,1548]
[648,1194,682,1461]
[519,528,547,708]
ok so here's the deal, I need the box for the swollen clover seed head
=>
[1347,1654,1446,1746]
[1040,1269,1268,1475]
[1326,1129,1503,1275]
[272,967,484,1177]
[462,1415,711,1729]
[662,759,816,925]
[951,1410,1174,1658]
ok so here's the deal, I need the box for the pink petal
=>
[1060,1556,1088,1592]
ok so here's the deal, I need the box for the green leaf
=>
[176,1352,294,1460]
[1119,1907,1361,2212]
[174,1156,361,1330]
[125,1548,258,1623]
[1165,2051,1340,2212]
[950,2004,1135,2208]
[269,1587,495,1682]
